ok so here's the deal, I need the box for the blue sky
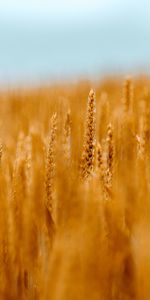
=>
[0,0,150,85]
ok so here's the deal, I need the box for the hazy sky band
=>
[0,0,150,84]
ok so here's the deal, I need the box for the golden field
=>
[0,77,150,299]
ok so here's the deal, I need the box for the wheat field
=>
[0,77,150,299]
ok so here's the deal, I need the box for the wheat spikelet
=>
[97,142,103,171]
[104,123,114,200]
[45,113,57,235]
[63,110,72,163]
[96,142,108,199]
[122,76,134,113]
[80,89,96,180]
[106,123,114,175]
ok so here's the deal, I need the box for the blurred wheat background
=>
[0,77,150,299]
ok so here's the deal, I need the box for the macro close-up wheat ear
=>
[0,0,150,298]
